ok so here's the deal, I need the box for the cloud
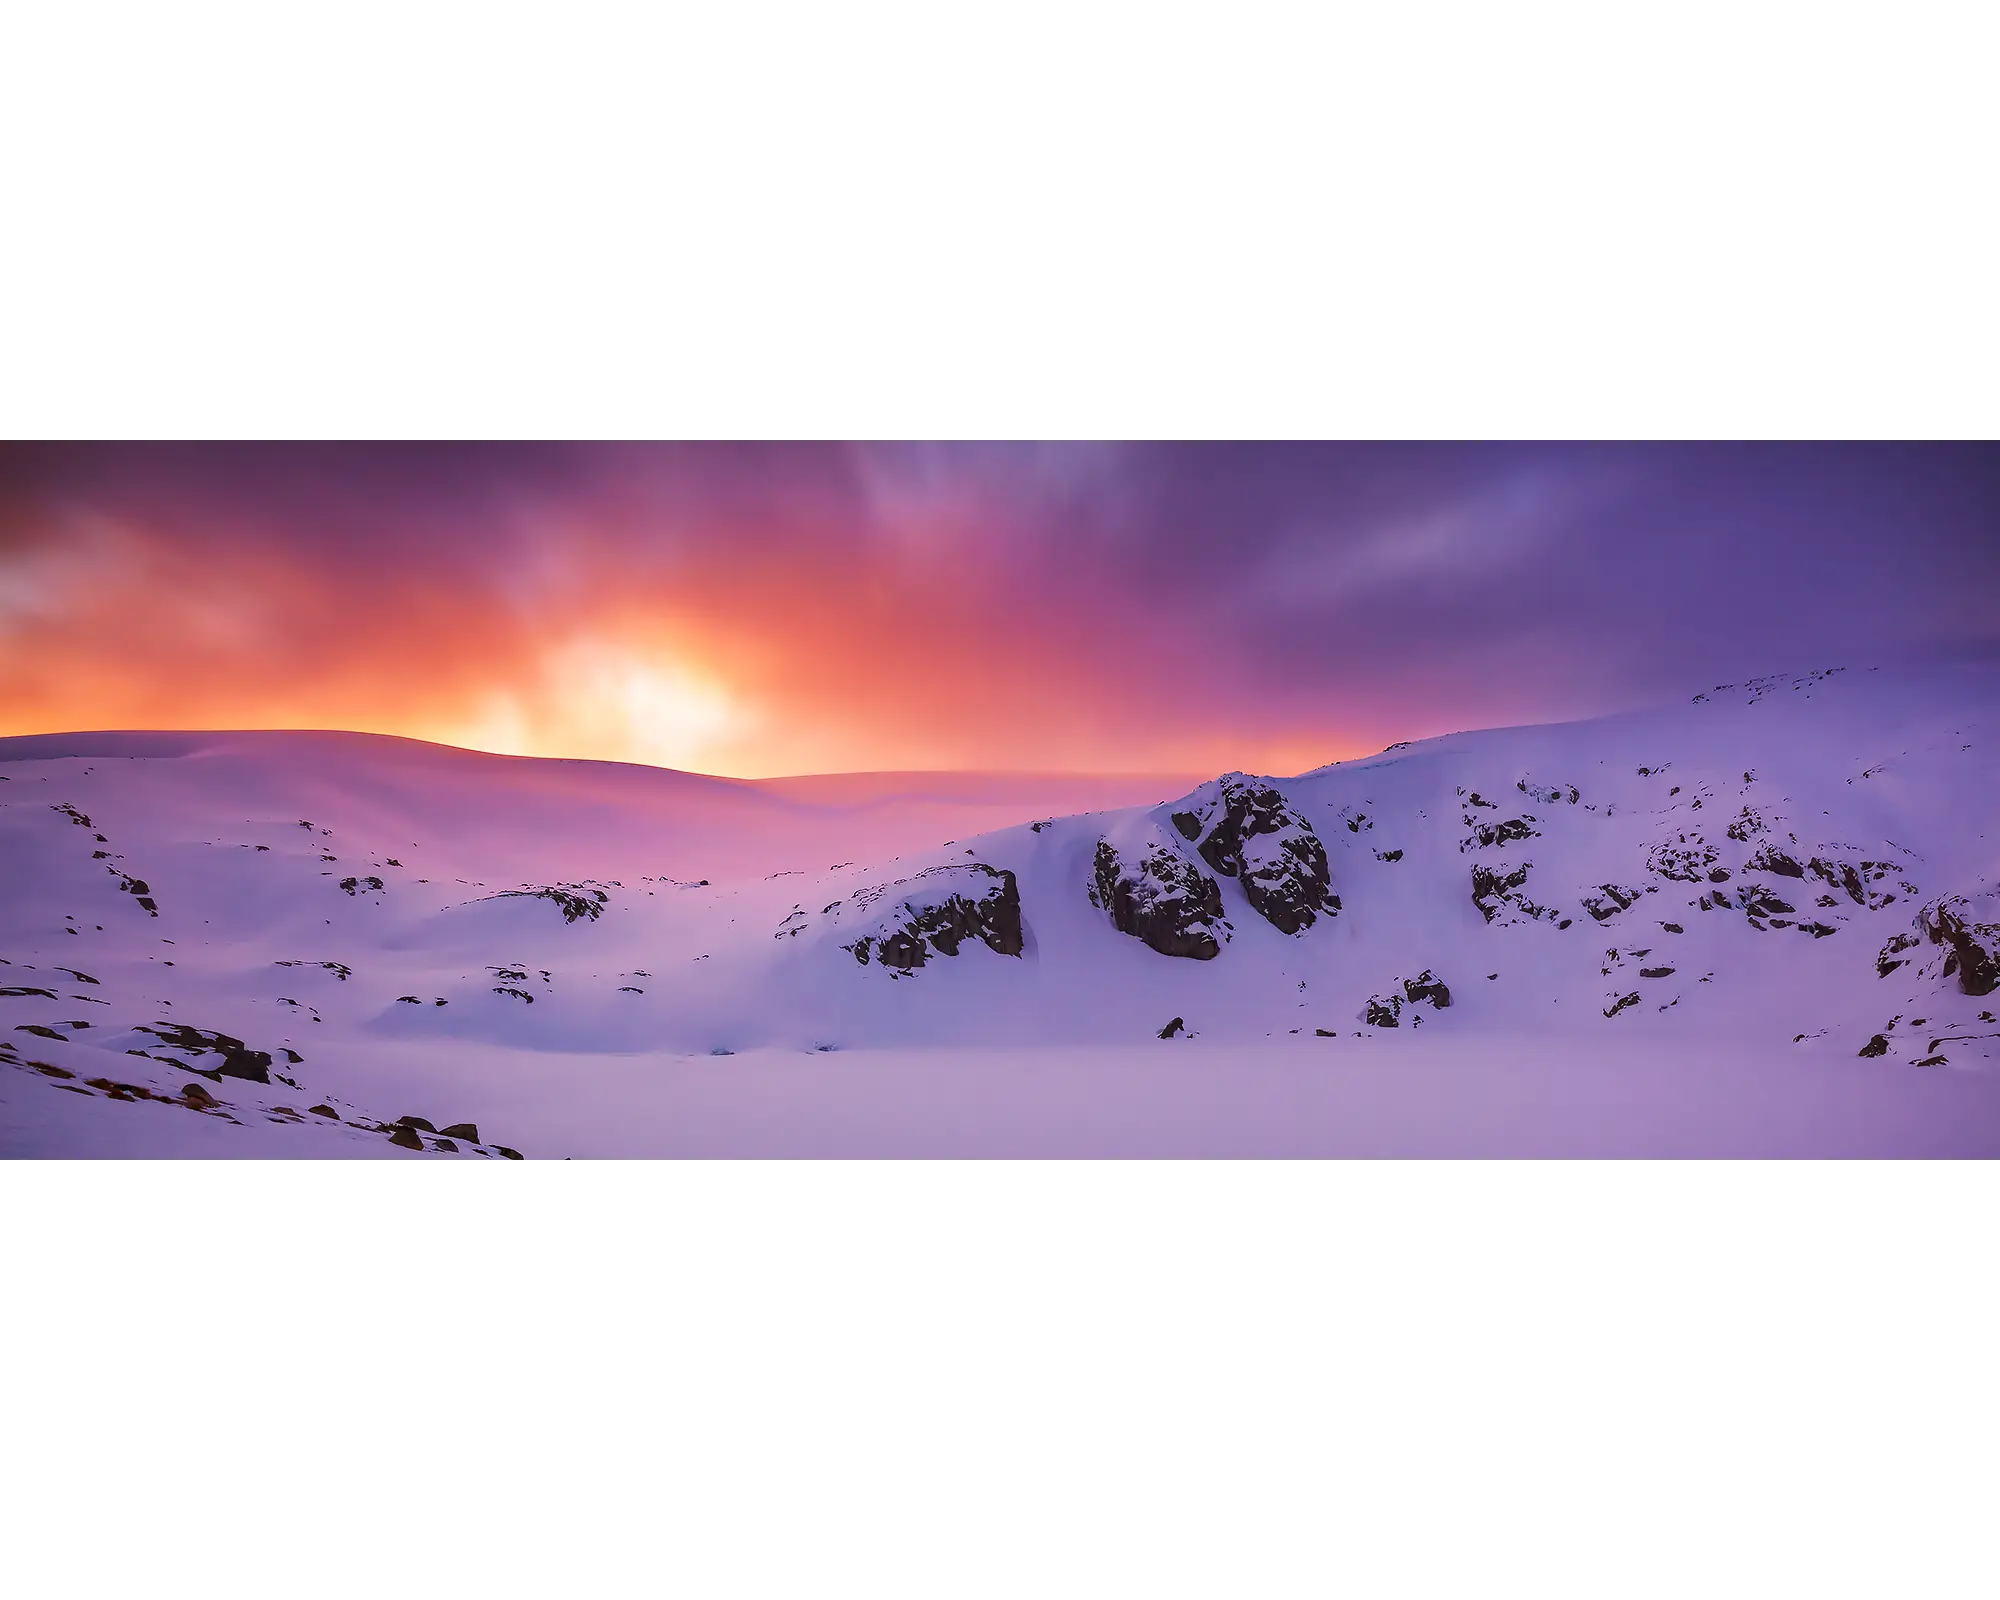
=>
[1,442,1994,775]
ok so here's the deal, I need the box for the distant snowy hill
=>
[4,666,1997,1157]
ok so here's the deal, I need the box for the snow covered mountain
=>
[4,665,1997,1157]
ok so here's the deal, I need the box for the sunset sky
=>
[2,442,1995,778]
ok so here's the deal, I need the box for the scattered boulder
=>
[494,1146,524,1161]
[387,1125,424,1150]
[1158,1017,1185,1039]
[1858,1034,1890,1058]
[1089,829,1228,959]
[439,1122,479,1141]
[1603,992,1641,1019]
[395,1115,437,1133]
[307,1104,338,1118]
[180,1083,220,1108]
[1168,774,1338,934]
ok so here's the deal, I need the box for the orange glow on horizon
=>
[0,512,1390,779]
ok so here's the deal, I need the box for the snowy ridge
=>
[3,664,1997,1156]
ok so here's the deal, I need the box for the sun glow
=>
[439,642,749,773]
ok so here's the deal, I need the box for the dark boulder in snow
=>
[1858,1034,1890,1058]
[1158,1016,1185,1038]
[1402,970,1452,1009]
[1090,830,1228,959]
[843,864,1024,971]
[1168,773,1338,935]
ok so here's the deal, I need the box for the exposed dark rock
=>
[14,1024,65,1040]
[1916,896,2000,996]
[1808,857,1870,907]
[1471,861,1554,924]
[843,864,1024,970]
[1737,884,1796,920]
[493,987,535,1003]
[395,1116,437,1133]
[1602,992,1640,1018]
[1744,845,1805,878]
[1375,848,1404,863]
[134,1023,273,1083]
[1168,774,1338,935]
[434,1139,458,1153]
[489,884,610,923]
[1913,1054,1949,1067]
[1464,816,1538,850]
[1639,967,1676,979]
[495,1145,524,1160]
[387,1125,424,1150]
[1089,834,1227,959]
[439,1122,479,1141]
[180,1083,220,1107]
[1581,883,1645,922]
[1858,1034,1889,1057]
[1158,1017,1185,1039]
[1402,970,1451,1009]
[1876,930,1919,976]
[1647,835,1719,882]
[307,1104,338,1118]
[1660,922,1684,934]
[1364,995,1403,1027]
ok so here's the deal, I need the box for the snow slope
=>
[4,666,1997,1157]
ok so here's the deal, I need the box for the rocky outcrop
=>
[1168,774,1338,935]
[132,1023,275,1084]
[1743,844,1805,878]
[1471,861,1557,925]
[1916,895,2000,997]
[1580,883,1646,922]
[1876,929,1920,977]
[844,864,1024,971]
[1090,830,1228,959]
[489,883,610,923]
[1462,815,1539,851]
[1647,833,1719,882]
[1364,970,1452,1027]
